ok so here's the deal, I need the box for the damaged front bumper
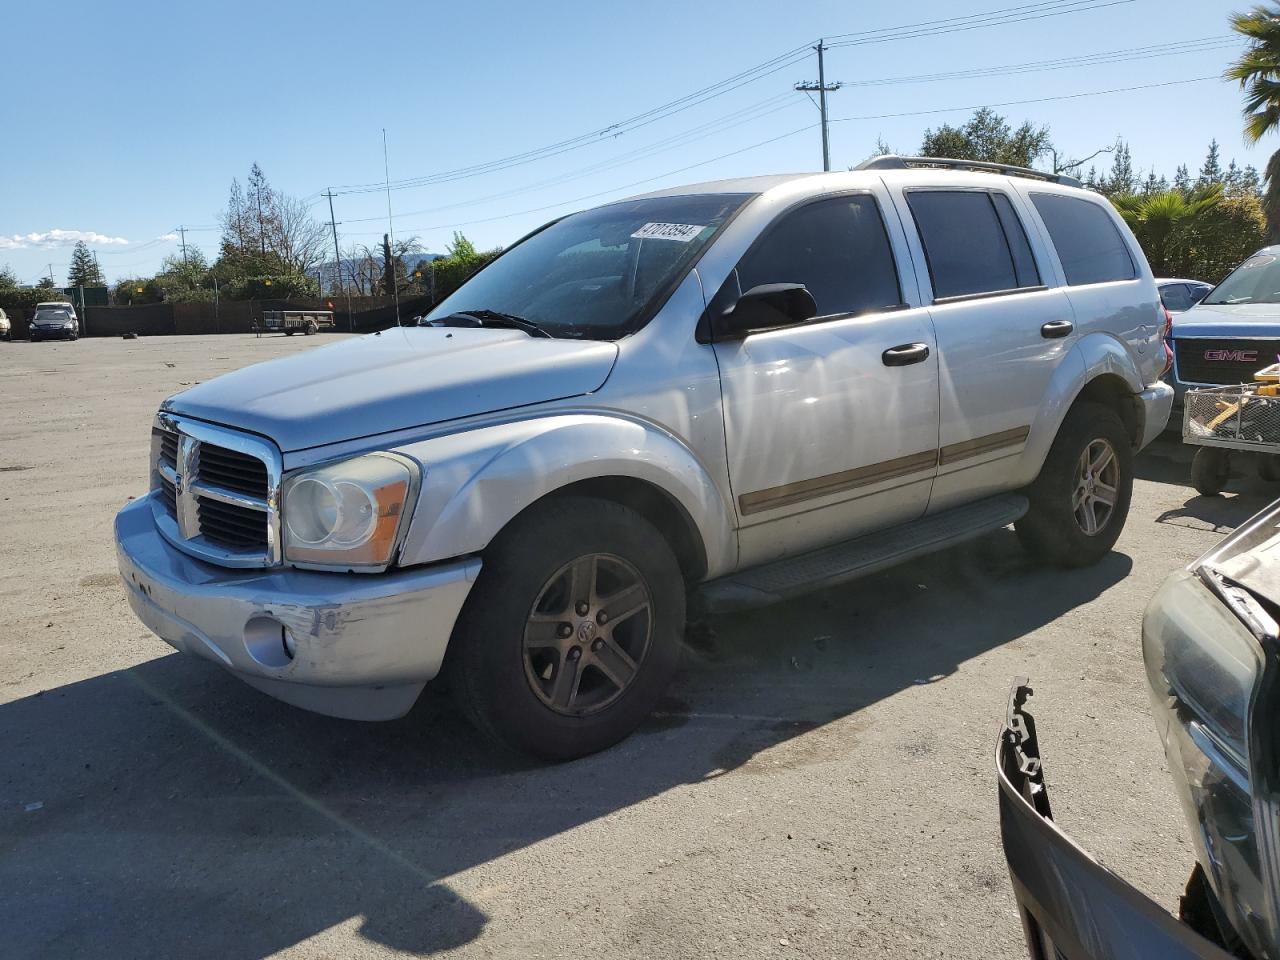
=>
[997,682,1234,960]
[115,495,480,720]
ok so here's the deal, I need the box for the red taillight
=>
[1161,306,1174,377]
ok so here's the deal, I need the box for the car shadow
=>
[1,530,1130,959]
[1139,434,1277,532]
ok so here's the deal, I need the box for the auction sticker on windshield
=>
[631,222,706,242]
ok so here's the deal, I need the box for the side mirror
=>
[715,283,817,340]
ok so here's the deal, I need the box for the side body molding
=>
[1012,332,1150,487]
[393,414,738,578]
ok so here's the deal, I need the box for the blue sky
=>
[0,0,1264,286]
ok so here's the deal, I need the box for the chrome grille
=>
[150,415,282,567]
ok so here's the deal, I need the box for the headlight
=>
[1144,570,1264,767]
[281,452,419,569]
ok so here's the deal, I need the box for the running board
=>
[697,494,1028,614]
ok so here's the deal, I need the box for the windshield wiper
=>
[433,309,551,338]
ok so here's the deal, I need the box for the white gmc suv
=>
[115,156,1173,759]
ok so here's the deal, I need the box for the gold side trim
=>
[938,426,1031,466]
[738,449,939,516]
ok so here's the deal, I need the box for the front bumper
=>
[1138,380,1175,449]
[115,495,480,720]
[998,683,1234,959]
[30,326,75,340]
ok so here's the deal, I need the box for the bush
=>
[225,275,319,300]
[0,287,75,311]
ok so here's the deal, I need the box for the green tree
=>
[1097,142,1136,197]
[1228,4,1280,239]
[36,277,57,290]
[1199,139,1224,186]
[0,264,17,288]
[67,240,105,287]
[1114,188,1222,276]
[919,107,1051,167]
[113,277,164,305]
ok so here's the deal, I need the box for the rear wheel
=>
[1016,402,1133,567]
[1257,453,1280,483]
[1192,447,1231,496]
[304,321,317,336]
[448,496,685,760]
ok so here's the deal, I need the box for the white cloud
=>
[0,229,131,250]
[157,232,178,242]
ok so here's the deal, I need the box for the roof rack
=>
[855,155,1082,189]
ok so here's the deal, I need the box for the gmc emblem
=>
[1204,349,1258,362]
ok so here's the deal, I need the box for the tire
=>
[304,322,317,336]
[284,330,295,336]
[1015,402,1134,568]
[447,496,685,761]
[1258,453,1280,483]
[1192,447,1231,496]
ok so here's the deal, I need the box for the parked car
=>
[0,308,10,341]
[29,301,79,342]
[1167,250,1280,406]
[115,156,1172,759]
[999,495,1280,958]
[1158,277,1213,314]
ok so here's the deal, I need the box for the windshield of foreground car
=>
[34,309,71,320]
[423,193,752,339]
[1203,252,1280,305]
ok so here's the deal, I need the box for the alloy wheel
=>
[522,553,653,716]
[1072,438,1119,536]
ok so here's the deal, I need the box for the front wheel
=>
[1016,402,1133,568]
[1192,447,1231,496]
[447,496,685,760]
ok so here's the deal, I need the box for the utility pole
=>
[795,39,841,172]
[382,128,401,326]
[177,225,188,264]
[325,188,355,332]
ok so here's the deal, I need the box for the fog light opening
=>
[244,615,294,668]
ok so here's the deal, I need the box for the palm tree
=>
[1227,4,1280,239]
[1113,187,1223,276]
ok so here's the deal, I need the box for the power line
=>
[830,74,1220,124]
[836,37,1240,87]
[825,0,1135,48]
[348,122,819,237]
[337,92,803,226]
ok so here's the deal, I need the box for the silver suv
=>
[115,156,1173,759]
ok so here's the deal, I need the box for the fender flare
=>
[393,414,738,577]
[1015,333,1147,485]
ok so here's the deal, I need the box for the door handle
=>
[882,342,930,366]
[1040,320,1074,339]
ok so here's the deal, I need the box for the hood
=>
[1171,301,1280,339]
[165,327,619,452]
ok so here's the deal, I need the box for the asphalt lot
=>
[2,333,1274,959]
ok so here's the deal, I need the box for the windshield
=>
[424,193,751,338]
[35,308,70,319]
[1203,252,1280,305]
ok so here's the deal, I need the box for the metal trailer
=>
[1182,369,1280,494]
[260,310,335,336]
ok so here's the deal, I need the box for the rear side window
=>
[907,191,1039,300]
[1159,284,1193,312]
[737,195,902,318]
[1030,193,1135,285]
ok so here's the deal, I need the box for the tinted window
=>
[1159,283,1193,312]
[1031,193,1135,285]
[991,193,1041,288]
[733,195,901,319]
[1189,283,1211,304]
[907,191,1025,299]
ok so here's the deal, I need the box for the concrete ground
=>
[1,334,1271,959]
